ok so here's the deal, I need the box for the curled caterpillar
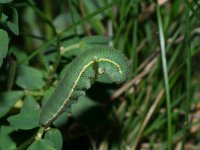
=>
[39,45,129,127]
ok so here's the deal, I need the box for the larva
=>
[39,45,129,127]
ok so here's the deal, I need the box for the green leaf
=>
[0,125,16,150]
[27,139,55,150]
[16,65,45,90]
[10,47,28,64]
[44,129,63,150]
[60,37,82,56]
[60,36,111,57]
[1,12,8,22]
[82,35,111,45]
[7,8,19,35]
[53,12,72,32]
[0,29,9,57]
[7,112,39,130]
[0,0,13,3]
[20,96,40,113]
[7,96,40,130]
[0,91,24,118]
[0,29,9,67]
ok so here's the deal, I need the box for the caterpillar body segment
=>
[39,46,129,127]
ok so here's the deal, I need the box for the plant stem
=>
[181,2,191,149]
[43,0,53,39]
[45,35,61,87]
[15,127,46,150]
[7,55,17,90]
[157,5,172,150]
[35,127,46,140]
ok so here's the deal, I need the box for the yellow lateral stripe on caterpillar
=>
[98,58,123,75]
[39,45,129,127]
[45,58,123,125]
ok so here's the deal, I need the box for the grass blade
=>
[156,5,172,150]
[182,2,191,149]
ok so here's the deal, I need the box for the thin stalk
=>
[68,0,78,34]
[131,19,138,74]
[45,35,61,87]
[16,127,46,150]
[156,5,172,150]
[131,1,138,75]
[43,0,53,39]
[181,2,191,149]
[185,0,191,136]
[22,37,56,64]
[7,55,17,90]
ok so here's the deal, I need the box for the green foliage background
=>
[0,0,200,149]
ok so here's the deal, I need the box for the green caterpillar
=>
[39,45,129,127]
